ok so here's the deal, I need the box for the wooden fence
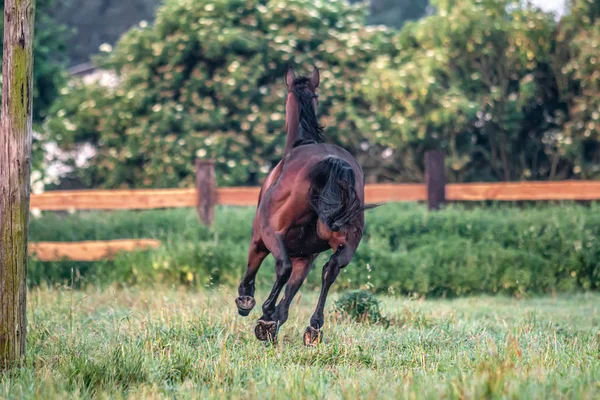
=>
[29,152,600,261]
[32,181,600,211]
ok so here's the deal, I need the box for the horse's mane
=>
[291,77,324,147]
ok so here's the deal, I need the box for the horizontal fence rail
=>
[29,239,162,261]
[30,188,197,210]
[30,181,600,211]
[446,181,600,201]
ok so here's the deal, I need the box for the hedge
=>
[28,203,600,296]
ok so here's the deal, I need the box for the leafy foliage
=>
[554,0,600,178]
[360,0,600,182]
[46,0,600,187]
[49,0,418,66]
[47,0,395,188]
[362,0,565,182]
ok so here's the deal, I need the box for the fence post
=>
[0,0,35,369]
[195,159,216,225]
[425,151,446,210]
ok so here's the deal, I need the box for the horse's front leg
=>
[254,227,292,342]
[304,244,356,347]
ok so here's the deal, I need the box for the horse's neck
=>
[283,102,300,156]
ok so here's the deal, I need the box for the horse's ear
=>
[285,67,295,90]
[309,66,320,89]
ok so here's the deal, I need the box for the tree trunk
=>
[0,0,35,369]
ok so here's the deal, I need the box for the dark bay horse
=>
[235,66,370,346]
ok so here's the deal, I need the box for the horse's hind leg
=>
[236,240,269,316]
[271,256,315,335]
[304,244,356,347]
[254,228,292,342]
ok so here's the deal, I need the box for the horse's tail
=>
[308,157,365,232]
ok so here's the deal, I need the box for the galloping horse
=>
[235,66,370,346]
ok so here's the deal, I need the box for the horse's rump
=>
[308,157,363,232]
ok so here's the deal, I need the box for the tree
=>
[553,0,600,178]
[0,0,35,368]
[46,0,396,188]
[360,0,570,182]
[51,0,424,66]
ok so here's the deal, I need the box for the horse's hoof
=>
[255,320,277,342]
[303,326,322,347]
[235,296,256,316]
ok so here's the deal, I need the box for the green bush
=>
[46,0,395,188]
[28,203,600,296]
[360,0,600,182]
[334,290,387,324]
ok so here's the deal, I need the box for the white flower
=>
[31,180,45,195]
[227,61,240,73]
[64,120,76,131]
[30,170,42,183]
[99,43,112,52]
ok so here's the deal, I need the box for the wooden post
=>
[195,159,216,225]
[0,0,35,369]
[425,151,445,210]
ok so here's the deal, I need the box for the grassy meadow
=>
[10,203,599,398]
[1,287,599,399]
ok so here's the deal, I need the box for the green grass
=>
[2,287,599,399]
